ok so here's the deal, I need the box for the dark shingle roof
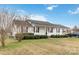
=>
[13,19,69,29]
[13,20,32,27]
[27,20,53,26]
[27,20,69,28]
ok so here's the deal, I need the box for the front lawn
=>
[0,38,79,55]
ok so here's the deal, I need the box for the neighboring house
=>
[71,28,79,35]
[11,20,70,36]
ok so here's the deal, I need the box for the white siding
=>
[47,28,65,36]
[23,27,27,33]
[34,27,46,35]
[33,27,66,36]
[28,27,34,33]
[12,24,68,36]
[12,24,17,36]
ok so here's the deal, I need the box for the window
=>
[62,29,65,33]
[26,27,28,32]
[50,27,53,32]
[36,27,39,33]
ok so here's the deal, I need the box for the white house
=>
[11,20,70,36]
[71,28,79,35]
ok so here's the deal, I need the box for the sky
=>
[0,4,79,28]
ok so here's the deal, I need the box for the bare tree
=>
[0,8,16,47]
[15,15,27,42]
[73,25,78,29]
[12,10,29,42]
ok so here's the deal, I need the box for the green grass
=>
[0,38,79,55]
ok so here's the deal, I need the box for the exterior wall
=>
[33,26,67,36]
[28,27,34,33]
[71,29,79,35]
[12,24,30,36]
[74,32,79,35]
[12,24,17,36]
[34,26,46,35]
[47,28,64,36]
[11,23,69,36]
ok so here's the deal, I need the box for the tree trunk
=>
[18,34,22,42]
[0,29,6,47]
[1,36,5,47]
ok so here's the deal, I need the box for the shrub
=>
[34,35,48,39]
[23,35,48,39]
[15,32,48,40]
[15,33,34,41]
[23,35,35,39]
[15,33,24,42]
[15,33,34,38]
[51,35,68,38]
[65,33,79,37]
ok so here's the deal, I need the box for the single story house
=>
[71,28,79,35]
[11,19,70,36]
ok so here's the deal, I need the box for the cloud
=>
[30,14,47,21]
[17,9,26,13]
[69,7,79,15]
[15,9,29,20]
[46,5,58,11]
[16,9,28,16]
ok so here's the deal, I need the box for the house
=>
[71,28,79,35]
[11,19,70,36]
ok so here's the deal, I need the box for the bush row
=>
[50,35,68,38]
[23,35,48,39]
[51,34,79,38]
[15,33,48,40]
[65,33,79,37]
[15,33,79,40]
